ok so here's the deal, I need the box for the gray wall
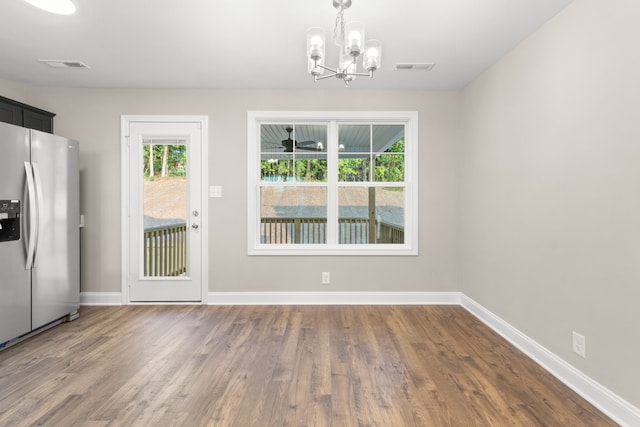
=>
[22,88,462,295]
[0,77,27,103]
[460,0,640,408]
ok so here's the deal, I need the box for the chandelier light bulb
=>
[23,0,76,14]
[310,36,324,48]
[309,36,324,58]
[347,31,361,54]
[307,27,327,76]
[307,27,326,61]
[345,22,364,56]
[363,40,382,71]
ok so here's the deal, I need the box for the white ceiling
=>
[0,0,572,90]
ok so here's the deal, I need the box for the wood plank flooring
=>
[0,305,617,426]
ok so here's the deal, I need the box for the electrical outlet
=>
[572,331,586,358]
[322,272,330,284]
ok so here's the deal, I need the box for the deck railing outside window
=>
[261,218,404,244]
[142,218,402,274]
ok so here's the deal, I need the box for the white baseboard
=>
[460,294,640,427]
[81,291,461,306]
[207,291,461,305]
[80,292,123,306]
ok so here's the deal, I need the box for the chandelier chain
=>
[334,6,346,47]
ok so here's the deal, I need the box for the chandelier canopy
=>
[307,0,382,86]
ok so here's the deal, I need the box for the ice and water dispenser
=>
[0,200,20,242]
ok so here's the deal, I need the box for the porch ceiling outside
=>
[260,124,403,159]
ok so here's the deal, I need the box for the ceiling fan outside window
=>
[281,126,324,152]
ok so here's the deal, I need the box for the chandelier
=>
[306,0,382,86]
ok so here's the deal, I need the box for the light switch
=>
[209,185,222,198]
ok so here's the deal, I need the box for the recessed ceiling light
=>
[23,0,76,15]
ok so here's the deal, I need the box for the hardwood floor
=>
[0,305,616,426]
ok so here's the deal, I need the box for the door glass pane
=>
[142,140,188,277]
[260,187,327,244]
[338,187,405,244]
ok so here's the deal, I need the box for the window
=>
[248,111,418,255]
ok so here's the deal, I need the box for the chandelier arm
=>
[343,71,375,78]
[316,63,339,73]
[315,72,340,81]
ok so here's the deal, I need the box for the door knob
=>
[192,223,199,229]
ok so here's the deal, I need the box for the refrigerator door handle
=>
[32,162,44,268]
[24,161,38,270]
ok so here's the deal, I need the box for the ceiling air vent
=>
[39,60,90,69]
[394,63,436,72]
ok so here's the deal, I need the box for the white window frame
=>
[248,111,418,256]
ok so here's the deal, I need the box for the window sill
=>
[248,245,418,256]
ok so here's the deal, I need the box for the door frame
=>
[120,115,208,304]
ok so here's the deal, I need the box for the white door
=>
[124,118,206,302]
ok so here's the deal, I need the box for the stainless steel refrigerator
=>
[0,121,80,347]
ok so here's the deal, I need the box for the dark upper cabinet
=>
[0,99,23,126]
[0,96,55,133]
[23,108,54,133]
